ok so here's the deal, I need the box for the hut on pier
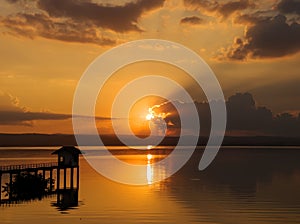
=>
[52,146,81,168]
[51,146,82,191]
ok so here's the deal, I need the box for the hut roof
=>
[52,146,82,155]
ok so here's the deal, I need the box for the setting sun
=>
[145,108,155,121]
[146,113,154,121]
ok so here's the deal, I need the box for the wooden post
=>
[70,167,74,189]
[57,168,60,190]
[76,167,79,189]
[64,168,67,189]
[50,169,53,192]
[9,172,13,201]
[0,173,2,203]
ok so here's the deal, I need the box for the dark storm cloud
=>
[2,0,165,45]
[184,0,255,18]
[277,0,300,15]
[154,93,300,137]
[0,13,115,46]
[220,14,300,60]
[226,93,300,137]
[226,93,273,132]
[36,0,165,32]
[180,16,204,25]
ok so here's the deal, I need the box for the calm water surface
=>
[1,146,300,224]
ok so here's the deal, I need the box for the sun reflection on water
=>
[147,153,153,184]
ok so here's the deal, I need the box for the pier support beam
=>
[9,173,13,201]
[70,168,74,189]
[0,173,2,202]
[64,168,67,189]
[50,169,53,192]
[76,167,79,189]
[57,168,60,190]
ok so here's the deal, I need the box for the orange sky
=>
[0,0,299,135]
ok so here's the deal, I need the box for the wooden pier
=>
[0,146,81,204]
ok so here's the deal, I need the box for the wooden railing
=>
[0,162,58,172]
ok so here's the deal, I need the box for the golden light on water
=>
[146,163,153,185]
[147,153,153,185]
[147,154,153,161]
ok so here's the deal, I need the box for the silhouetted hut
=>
[52,146,81,168]
[52,146,81,190]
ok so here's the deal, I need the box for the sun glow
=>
[147,145,153,150]
[145,113,153,121]
[145,108,155,121]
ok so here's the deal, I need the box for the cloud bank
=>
[0,93,71,126]
[183,0,300,60]
[214,0,300,60]
[0,93,111,126]
[220,14,300,60]
[2,0,165,45]
[277,0,300,15]
[153,92,300,137]
[37,0,165,32]
[1,92,299,136]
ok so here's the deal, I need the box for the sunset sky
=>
[0,0,299,135]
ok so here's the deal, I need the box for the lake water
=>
[1,146,300,224]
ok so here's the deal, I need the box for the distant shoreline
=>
[1,133,300,147]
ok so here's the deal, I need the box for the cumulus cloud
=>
[180,16,204,25]
[2,0,165,44]
[226,93,273,132]
[184,0,255,18]
[277,0,300,15]
[219,14,300,60]
[183,1,300,60]
[152,92,300,137]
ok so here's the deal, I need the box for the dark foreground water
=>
[1,146,300,224]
